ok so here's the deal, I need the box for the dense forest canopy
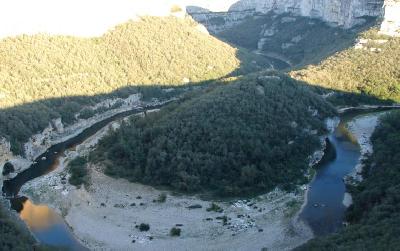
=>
[291,29,400,103]
[297,111,400,250]
[91,73,336,196]
[0,16,269,154]
[0,16,265,109]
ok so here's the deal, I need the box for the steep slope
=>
[217,13,374,67]
[91,72,336,196]
[291,28,400,104]
[0,16,262,110]
[297,111,400,250]
[189,0,385,33]
[0,16,268,154]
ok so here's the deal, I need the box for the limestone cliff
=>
[188,0,399,35]
[380,0,400,36]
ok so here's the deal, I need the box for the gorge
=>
[1,0,400,250]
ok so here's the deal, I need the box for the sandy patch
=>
[22,167,313,251]
[345,113,381,183]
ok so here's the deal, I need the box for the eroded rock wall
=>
[189,0,389,33]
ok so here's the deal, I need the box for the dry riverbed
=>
[19,114,313,250]
[21,167,312,251]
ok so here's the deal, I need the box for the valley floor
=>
[22,165,313,251]
[15,110,389,251]
[17,105,313,250]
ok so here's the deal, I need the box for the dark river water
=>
[1,104,164,250]
[299,118,360,235]
[0,106,394,249]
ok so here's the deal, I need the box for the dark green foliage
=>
[156,193,167,203]
[92,73,335,196]
[0,203,35,251]
[68,157,89,188]
[139,223,150,232]
[78,108,96,119]
[206,203,223,213]
[170,227,181,236]
[0,16,268,156]
[297,111,400,250]
[2,162,15,176]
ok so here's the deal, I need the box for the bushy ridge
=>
[297,111,400,250]
[91,73,335,196]
[291,29,400,104]
[0,16,266,154]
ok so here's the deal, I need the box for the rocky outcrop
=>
[379,0,400,36]
[186,6,255,33]
[188,0,398,34]
[24,94,141,161]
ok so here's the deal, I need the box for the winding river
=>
[1,104,165,250]
[0,107,394,250]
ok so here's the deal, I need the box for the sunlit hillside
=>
[291,28,400,104]
[0,16,269,153]
[0,16,262,109]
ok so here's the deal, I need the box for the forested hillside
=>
[291,29,400,104]
[297,111,400,250]
[91,72,336,196]
[0,16,268,154]
[217,13,373,67]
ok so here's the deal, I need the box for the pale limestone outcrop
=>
[24,93,141,161]
[379,0,400,36]
[188,0,396,34]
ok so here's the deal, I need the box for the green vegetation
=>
[297,111,400,250]
[291,28,400,103]
[170,227,181,236]
[156,193,167,203]
[218,13,374,67]
[67,157,89,188]
[2,162,14,176]
[0,16,267,155]
[0,202,36,251]
[206,203,223,213]
[91,72,335,196]
[139,223,150,232]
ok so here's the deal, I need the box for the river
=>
[0,108,393,249]
[1,103,165,250]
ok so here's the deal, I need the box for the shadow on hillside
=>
[0,69,395,158]
[1,71,395,197]
[188,3,381,70]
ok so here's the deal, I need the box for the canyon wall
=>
[189,0,399,36]
[1,0,397,39]
[380,0,400,36]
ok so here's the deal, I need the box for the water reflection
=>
[11,196,87,250]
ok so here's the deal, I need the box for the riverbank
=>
[345,113,382,184]
[22,166,313,251]
[18,108,315,250]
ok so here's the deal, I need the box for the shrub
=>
[2,162,15,175]
[139,223,150,232]
[156,193,167,203]
[206,203,223,213]
[68,157,89,188]
[170,227,181,236]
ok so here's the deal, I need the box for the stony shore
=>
[20,115,314,250]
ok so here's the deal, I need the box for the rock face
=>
[380,0,400,36]
[188,0,398,34]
